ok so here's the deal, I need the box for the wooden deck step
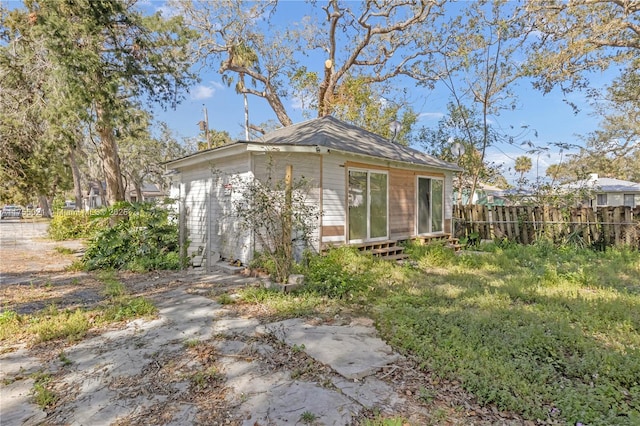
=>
[322,240,408,262]
[411,233,463,252]
[365,247,405,257]
[446,243,463,252]
[384,253,410,261]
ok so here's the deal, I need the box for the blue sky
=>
[2,0,608,185]
[0,0,615,182]
[155,75,604,184]
[147,0,613,186]
[2,0,609,184]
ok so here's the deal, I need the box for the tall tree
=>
[0,5,72,212]
[525,0,640,179]
[419,0,532,201]
[175,0,446,135]
[23,0,197,205]
[419,102,508,202]
[525,0,640,95]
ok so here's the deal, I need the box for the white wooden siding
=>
[179,166,212,266]
[444,172,453,225]
[208,155,253,265]
[252,152,322,254]
[177,155,253,268]
[321,153,348,244]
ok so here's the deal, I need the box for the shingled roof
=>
[253,115,460,171]
[561,175,640,192]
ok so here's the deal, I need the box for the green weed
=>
[189,366,222,389]
[99,270,126,298]
[0,310,21,341]
[58,351,72,366]
[54,246,74,255]
[217,293,236,305]
[101,297,156,322]
[359,416,408,426]
[31,372,57,408]
[299,411,318,424]
[31,308,90,343]
[184,339,201,348]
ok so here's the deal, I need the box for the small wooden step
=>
[384,253,410,261]
[321,240,408,262]
[370,247,404,255]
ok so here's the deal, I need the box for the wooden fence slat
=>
[451,205,639,249]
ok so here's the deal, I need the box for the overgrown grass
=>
[376,241,640,425]
[235,242,640,425]
[0,272,156,345]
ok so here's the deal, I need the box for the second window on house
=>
[348,169,388,242]
[417,177,444,234]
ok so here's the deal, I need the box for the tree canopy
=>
[1,0,196,205]
[2,0,639,207]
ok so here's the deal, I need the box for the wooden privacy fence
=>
[452,205,640,249]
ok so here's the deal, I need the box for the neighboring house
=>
[454,183,509,206]
[83,182,165,210]
[84,181,107,210]
[561,174,640,208]
[127,182,164,203]
[165,116,461,269]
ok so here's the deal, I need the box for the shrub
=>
[232,160,319,283]
[82,202,183,271]
[48,213,100,240]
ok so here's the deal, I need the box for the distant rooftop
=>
[561,174,640,192]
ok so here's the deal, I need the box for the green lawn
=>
[241,242,640,425]
[376,242,640,425]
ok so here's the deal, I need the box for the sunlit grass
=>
[375,242,640,425]
[0,273,156,345]
[237,241,640,425]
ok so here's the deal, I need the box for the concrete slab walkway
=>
[0,270,421,426]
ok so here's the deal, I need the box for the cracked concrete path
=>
[1,270,418,426]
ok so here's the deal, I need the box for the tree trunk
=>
[96,103,125,205]
[244,92,250,140]
[264,89,292,127]
[68,145,83,209]
[135,181,143,202]
[96,180,107,207]
[318,59,333,117]
[38,195,52,218]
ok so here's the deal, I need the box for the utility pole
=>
[203,104,210,149]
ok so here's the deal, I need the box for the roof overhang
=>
[164,143,248,170]
[165,141,462,174]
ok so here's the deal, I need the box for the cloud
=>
[156,5,179,18]
[418,112,445,121]
[190,83,223,101]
